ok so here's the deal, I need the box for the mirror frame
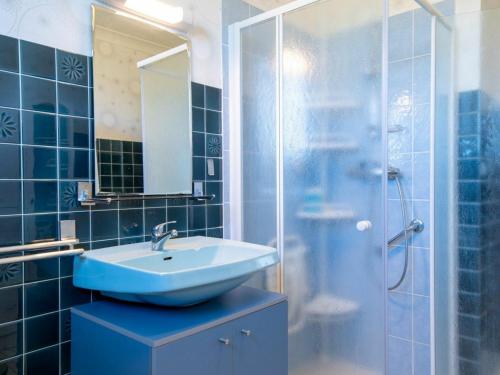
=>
[91,4,193,197]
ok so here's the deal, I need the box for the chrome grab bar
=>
[388,219,424,249]
[0,248,85,265]
[0,238,84,264]
[0,238,79,255]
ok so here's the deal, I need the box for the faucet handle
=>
[152,221,177,236]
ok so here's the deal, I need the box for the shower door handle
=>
[356,220,372,232]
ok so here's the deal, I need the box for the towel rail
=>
[0,248,85,265]
[0,238,79,255]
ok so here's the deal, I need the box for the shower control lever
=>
[356,220,372,232]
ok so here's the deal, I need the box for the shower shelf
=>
[305,293,359,320]
[296,206,356,221]
[306,99,360,110]
[309,141,358,151]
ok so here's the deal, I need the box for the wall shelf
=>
[296,206,356,221]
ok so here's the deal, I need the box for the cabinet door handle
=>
[241,329,251,336]
[218,338,230,345]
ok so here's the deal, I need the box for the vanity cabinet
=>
[71,286,287,375]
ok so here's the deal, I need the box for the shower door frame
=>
[228,0,390,371]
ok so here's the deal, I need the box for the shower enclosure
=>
[228,0,449,374]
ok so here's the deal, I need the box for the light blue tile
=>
[413,295,430,344]
[413,152,430,200]
[414,103,430,152]
[389,12,413,62]
[388,153,412,200]
[388,292,412,339]
[388,246,412,293]
[413,55,431,105]
[389,60,412,108]
[388,109,412,154]
[414,8,432,56]
[412,201,430,248]
[388,336,412,375]
[413,247,430,296]
[414,343,431,375]
[388,200,405,236]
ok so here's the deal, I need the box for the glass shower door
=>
[282,1,386,374]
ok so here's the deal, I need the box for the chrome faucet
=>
[151,221,178,251]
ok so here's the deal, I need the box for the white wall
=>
[0,0,222,87]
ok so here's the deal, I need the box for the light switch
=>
[60,220,76,240]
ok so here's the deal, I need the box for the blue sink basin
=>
[73,237,279,306]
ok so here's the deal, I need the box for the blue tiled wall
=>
[387,7,432,375]
[0,34,223,374]
[456,89,500,375]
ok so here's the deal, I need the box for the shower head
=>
[388,166,401,180]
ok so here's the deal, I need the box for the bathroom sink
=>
[73,237,279,306]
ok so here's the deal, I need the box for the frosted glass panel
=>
[240,20,278,289]
[282,1,385,374]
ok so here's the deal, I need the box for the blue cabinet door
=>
[234,302,288,375]
[153,320,234,375]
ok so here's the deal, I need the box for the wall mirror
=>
[92,5,192,195]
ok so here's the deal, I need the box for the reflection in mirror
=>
[92,5,192,195]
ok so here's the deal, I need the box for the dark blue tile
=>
[92,239,118,250]
[459,270,481,293]
[23,214,58,243]
[24,253,59,283]
[205,86,221,111]
[459,248,481,270]
[0,355,23,374]
[24,279,58,317]
[59,116,89,148]
[459,204,480,225]
[25,344,58,375]
[0,71,20,108]
[60,309,72,341]
[0,216,22,247]
[206,110,221,134]
[0,321,22,361]
[192,107,204,132]
[57,50,88,85]
[60,211,90,243]
[188,205,206,230]
[60,277,90,308]
[459,182,481,203]
[21,76,56,112]
[119,209,144,238]
[459,113,479,135]
[458,225,480,248]
[22,146,57,179]
[21,111,57,146]
[119,236,144,245]
[189,229,206,237]
[459,315,481,338]
[0,144,20,179]
[459,91,479,113]
[167,206,187,231]
[59,148,89,179]
[145,208,166,234]
[23,181,57,213]
[61,341,71,374]
[0,35,19,72]
[167,198,187,207]
[0,181,21,215]
[59,181,86,212]
[458,159,481,180]
[144,198,166,208]
[207,205,222,228]
[191,82,205,108]
[20,40,55,79]
[58,83,88,117]
[0,108,20,143]
[25,312,59,352]
[193,157,205,180]
[459,136,478,158]
[0,286,22,324]
[91,210,118,241]
[207,227,223,238]
[205,182,222,204]
[206,134,222,157]
[206,158,221,181]
[193,132,205,156]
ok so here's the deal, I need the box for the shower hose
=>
[388,175,409,291]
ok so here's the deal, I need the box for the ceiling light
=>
[124,0,183,24]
